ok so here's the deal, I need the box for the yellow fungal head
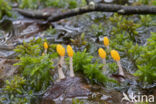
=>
[67,45,74,57]
[56,44,65,56]
[44,42,48,49]
[98,48,106,59]
[111,50,120,61]
[103,37,109,47]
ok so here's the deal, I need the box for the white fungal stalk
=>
[117,61,124,76]
[44,49,47,54]
[102,58,107,73]
[69,57,75,77]
[58,56,66,79]
[106,46,109,50]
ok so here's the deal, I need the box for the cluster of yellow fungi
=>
[43,37,124,81]
[56,44,75,80]
[43,42,75,80]
[98,37,124,76]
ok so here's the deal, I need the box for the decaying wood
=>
[14,3,156,23]
[48,3,156,22]
[13,8,51,19]
[13,8,62,20]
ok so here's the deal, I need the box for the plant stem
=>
[69,57,75,77]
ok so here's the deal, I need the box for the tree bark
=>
[14,3,156,22]
[48,4,156,22]
[13,8,50,19]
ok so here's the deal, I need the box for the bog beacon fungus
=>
[111,50,124,76]
[98,48,107,73]
[67,45,75,77]
[56,44,66,80]
[43,42,48,54]
[103,37,109,50]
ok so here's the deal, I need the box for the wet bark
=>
[14,3,156,22]
[48,4,156,22]
[13,8,50,19]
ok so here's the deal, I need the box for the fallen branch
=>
[48,3,156,22]
[13,8,51,19]
[14,3,156,22]
[13,8,61,19]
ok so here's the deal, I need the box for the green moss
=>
[138,0,156,5]
[14,38,57,91]
[0,0,12,19]
[0,75,28,104]
[72,98,84,104]
[73,49,93,72]
[140,15,152,27]
[3,75,26,95]
[14,38,57,57]
[83,63,109,84]
[90,23,106,37]
[17,0,79,9]
[44,26,57,35]
[109,13,140,42]
[72,50,116,85]
[15,54,54,91]
[134,32,156,84]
